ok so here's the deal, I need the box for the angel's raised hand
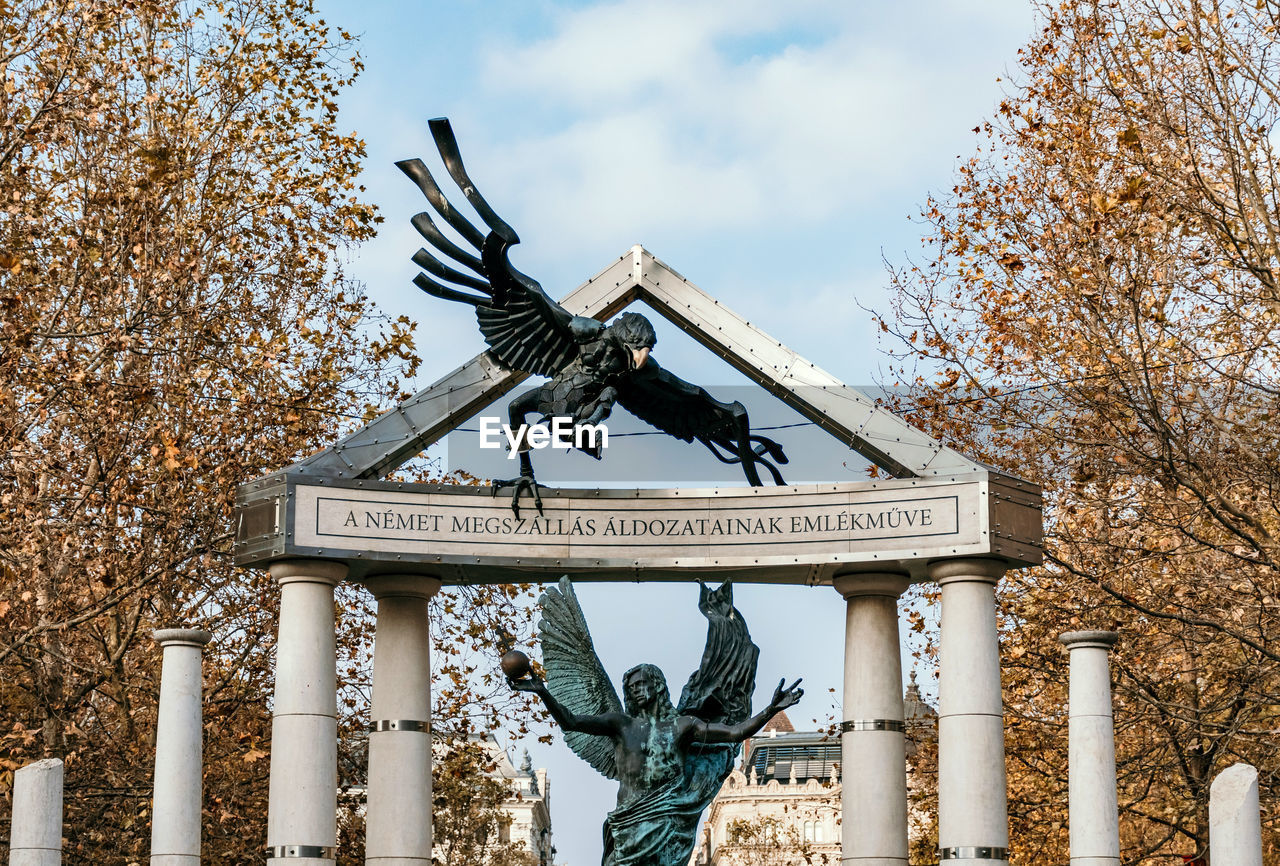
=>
[507,674,545,694]
[770,677,804,711]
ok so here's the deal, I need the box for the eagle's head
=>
[608,311,657,370]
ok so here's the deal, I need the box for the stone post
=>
[360,574,442,866]
[266,559,346,865]
[1210,763,1262,866]
[1059,630,1120,866]
[929,558,1008,865]
[8,758,63,866]
[151,628,213,866]
[833,572,912,866]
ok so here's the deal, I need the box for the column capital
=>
[358,573,443,601]
[832,571,912,599]
[269,558,347,587]
[928,557,1006,585]
[153,628,212,649]
[1059,630,1119,651]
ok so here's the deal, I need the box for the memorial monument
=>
[507,578,802,865]
[232,116,1044,866]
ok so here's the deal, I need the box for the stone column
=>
[9,758,63,866]
[360,574,442,866]
[833,572,912,866]
[266,559,346,865]
[929,558,1008,865]
[1059,630,1120,866]
[151,628,213,866]
[1210,763,1262,866]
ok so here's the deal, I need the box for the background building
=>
[688,711,841,866]
[487,742,556,866]
[690,676,936,866]
[340,733,555,864]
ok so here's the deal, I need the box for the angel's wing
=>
[676,581,760,725]
[614,360,790,487]
[395,118,579,377]
[538,576,623,780]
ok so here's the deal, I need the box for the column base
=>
[365,729,432,859]
[152,856,201,866]
[842,858,908,866]
[9,853,62,866]
[938,847,1008,863]
[1070,859,1121,866]
[266,849,335,865]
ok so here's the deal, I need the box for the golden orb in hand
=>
[501,649,532,679]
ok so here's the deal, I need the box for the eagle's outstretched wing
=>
[538,576,622,780]
[395,118,579,377]
[614,360,790,486]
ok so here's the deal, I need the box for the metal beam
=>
[233,472,1043,584]
[272,245,990,483]
[635,250,984,477]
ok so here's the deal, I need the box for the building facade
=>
[690,676,936,866]
[492,745,556,866]
[688,712,841,866]
[477,737,556,866]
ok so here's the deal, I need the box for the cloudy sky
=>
[315,1,1036,861]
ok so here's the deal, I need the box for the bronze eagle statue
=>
[397,118,788,516]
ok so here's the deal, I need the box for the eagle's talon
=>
[492,476,544,518]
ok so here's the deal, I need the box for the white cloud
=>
[324,0,1034,384]
[469,0,1032,257]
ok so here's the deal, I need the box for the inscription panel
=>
[264,476,1009,583]
[310,492,960,554]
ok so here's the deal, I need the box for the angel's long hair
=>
[623,663,676,719]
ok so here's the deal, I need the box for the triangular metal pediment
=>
[285,246,989,481]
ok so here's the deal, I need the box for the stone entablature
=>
[236,472,1040,585]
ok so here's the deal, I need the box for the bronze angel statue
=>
[396,118,788,516]
[508,577,803,866]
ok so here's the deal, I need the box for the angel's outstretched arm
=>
[683,678,803,745]
[510,676,625,737]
